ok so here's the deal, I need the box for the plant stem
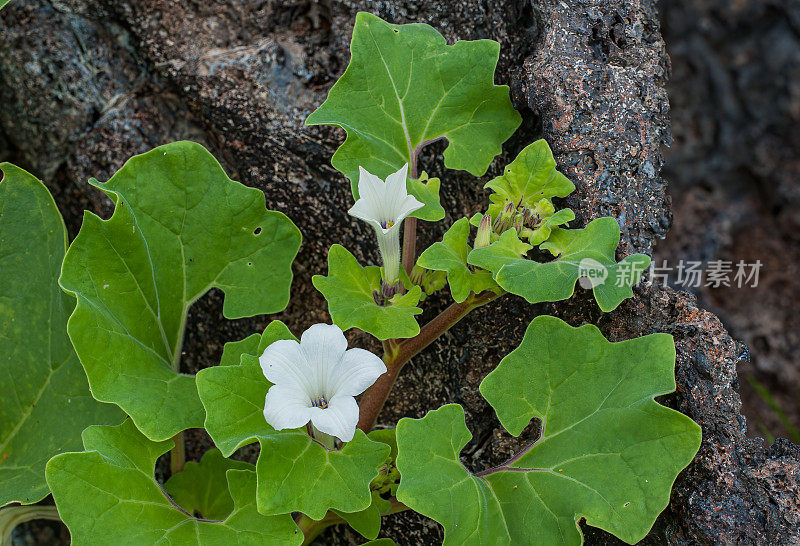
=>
[296,498,410,545]
[401,149,420,276]
[357,290,502,433]
[0,505,61,544]
[169,310,189,475]
[297,511,344,545]
[401,217,417,275]
[170,431,186,474]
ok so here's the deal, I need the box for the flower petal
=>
[300,323,349,396]
[348,198,384,231]
[309,395,360,442]
[384,164,409,218]
[260,339,316,397]
[328,347,386,398]
[357,166,388,220]
[394,194,425,224]
[263,384,315,431]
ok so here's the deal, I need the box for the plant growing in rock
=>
[0,12,701,545]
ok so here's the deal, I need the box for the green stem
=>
[0,505,61,544]
[357,290,502,433]
[297,511,344,545]
[296,498,409,545]
[169,310,189,475]
[170,431,186,474]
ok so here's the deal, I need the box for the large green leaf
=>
[417,218,496,303]
[468,218,650,312]
[312,244,422,340]
[196,321,391,520]
[305,12,521,197]
[0,164,121,506]
[484,139,574,218]
[395,316,701,545]
[164,449,254,521]
[59,141,301,441]
[46,421,301,545]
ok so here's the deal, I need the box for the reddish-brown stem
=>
[402,151,420,276]
[357,291,502,433]
[401,216,417,275]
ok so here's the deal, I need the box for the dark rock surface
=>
[1,0,797,544]
[657,0,800,443]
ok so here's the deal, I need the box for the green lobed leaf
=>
[407,172,445,222]
[332,428,399,540]
[469,218,650,312]
[312,244,422,340]
[59,141,301,441]
[395,316,702,545]
[0,163,122,506]
[484,139,575,218]
[45,420,302,545]
[333,492,391,541]
[196,321,391,520]
[529,207,575,246]
[306,12,521,196]
[417,218,497,303]
[164,449,254,521]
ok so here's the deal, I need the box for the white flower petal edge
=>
[259,323,386,443]
[348,164,423,284]
[308,396,360,442]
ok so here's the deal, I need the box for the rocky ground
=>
[657,0,800,446]
[1,0,798,544]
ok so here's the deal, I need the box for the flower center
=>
[380,220,395,229]
[311,395,329,409]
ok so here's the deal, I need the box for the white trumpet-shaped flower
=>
[260,323,386,443]
[348,164,424,285]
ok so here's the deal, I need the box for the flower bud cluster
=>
[478,196,561,247]
[410,265,447,299]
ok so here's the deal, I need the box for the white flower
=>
[348,164,424,285]
[260,323,386,443]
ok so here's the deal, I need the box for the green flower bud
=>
[474,213,492,249]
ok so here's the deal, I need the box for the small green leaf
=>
[333,428,399,540]
[312,244,422,340]
[46,421,302,545]
[0,164,122,507]
[468,228,533,273]
[257,430,388,520]
[196,322,390,520]
[396,316,701,545]
[417,218,496,303]
[529,207,575,246]
[306,12,521,194]
[59,141,302,441]
[334,492,391,540]
[469,218,650,312]
[407,172,445,222]
[198,321,297,456]
[484,139,574,218]
[164,449,254,521]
